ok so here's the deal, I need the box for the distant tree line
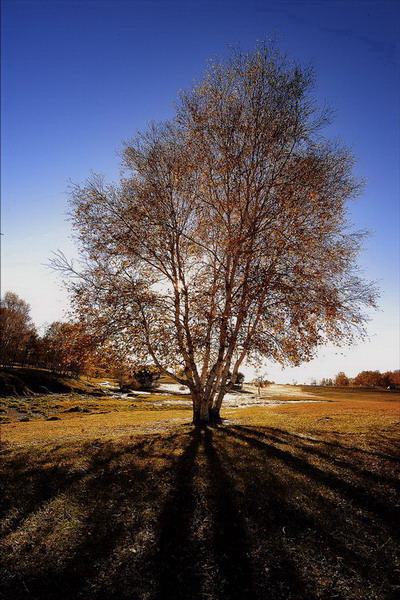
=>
[314,370,400,389]
[0,292,172,390]
[0,291,109,377]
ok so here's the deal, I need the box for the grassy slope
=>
[0,367,105,397]
[0,386,399,600]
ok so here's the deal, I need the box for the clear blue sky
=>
[2,0,399,382]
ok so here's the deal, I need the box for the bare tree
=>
[54,41,377,425]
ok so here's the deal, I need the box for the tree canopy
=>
[54,41,377,424]
[0,292,36,366]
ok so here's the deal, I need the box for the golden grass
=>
[227,397,399,432]
[0,387,192,446]
[1,386,399,599]
[225,386,400,441]
[1,407,192,446]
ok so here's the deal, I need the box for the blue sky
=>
[2,0,399,382]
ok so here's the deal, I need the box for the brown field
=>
[0,383,399,599]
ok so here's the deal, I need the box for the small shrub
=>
[114,366,160,392]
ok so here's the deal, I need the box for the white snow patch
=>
[99,380,119,389]
[157,383,190,394]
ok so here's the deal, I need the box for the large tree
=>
[55,42,377,425]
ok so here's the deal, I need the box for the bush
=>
[115,366,160,392]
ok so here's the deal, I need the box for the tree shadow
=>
[1,424,399,600]
[216,425,399,598]
[202,428,256,599]
[155,427,308,600]
[154,428,203,600]
[236,425,400,487]
[226,425,399,528]
[1,432,189,600]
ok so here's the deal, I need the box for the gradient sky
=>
[2,0,399,383]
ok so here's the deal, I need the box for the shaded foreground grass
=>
[1,388,399,599]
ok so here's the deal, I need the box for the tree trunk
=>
[192,396,209,427]
[192,391,225,427]
[209,405,222,425]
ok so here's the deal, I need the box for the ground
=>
[0,371,399,599]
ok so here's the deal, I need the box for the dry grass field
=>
[0,380,399,600]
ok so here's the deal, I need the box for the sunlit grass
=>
[1,407,192,446]
[0,387,192,445]
[228,386,400,439]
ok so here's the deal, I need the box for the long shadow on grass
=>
[1,433,185,600]
[155,428,203,600]
[203,428,256,599]
[3,424,399,600]
[227,425,399,530]
[265,426,400,464]
[0,433,181,538]
[242,426,400,488]
[217,426,399,599]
